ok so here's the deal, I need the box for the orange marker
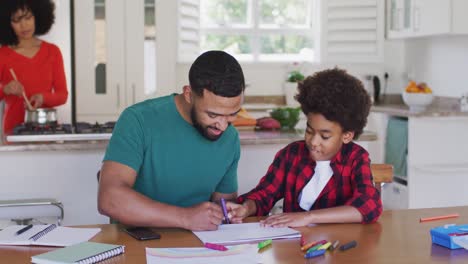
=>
[301,239,327,251]
[420,213,459,223]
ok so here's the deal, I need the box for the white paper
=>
[0,225,101,246]
[452,236,468,250]
[146,244,261,264]
[193,222,300,244]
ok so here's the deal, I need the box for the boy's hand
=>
[225,201,249,223]
[260,212,311,228]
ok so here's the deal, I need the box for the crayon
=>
[204,242,228,251]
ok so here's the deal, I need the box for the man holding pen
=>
[98,51,245,231]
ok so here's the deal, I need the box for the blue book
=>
[31,241,124,264]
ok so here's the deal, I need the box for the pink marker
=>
[204,242,228,251]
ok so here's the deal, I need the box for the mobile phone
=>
[123,227,161,241]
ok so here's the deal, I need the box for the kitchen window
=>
[179,0,317,62]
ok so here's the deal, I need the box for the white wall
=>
[175,40,407,98]
[42,0,72,124]
[405,36,468,97]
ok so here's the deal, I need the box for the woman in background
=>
[0,0,68,134]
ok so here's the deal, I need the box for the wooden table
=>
[2,206,468,263]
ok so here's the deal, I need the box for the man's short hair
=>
[189,50,245,98]
[295,68,371,139]
[0,0,56,46]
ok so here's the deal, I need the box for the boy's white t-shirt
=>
[299,160,334,210]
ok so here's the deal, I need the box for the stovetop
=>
[6,122,116,143]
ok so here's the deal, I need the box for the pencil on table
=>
[420,213,459,223]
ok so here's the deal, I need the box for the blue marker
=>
[340,240,357,251]
[304,249,326,258]
[221,198,230,224]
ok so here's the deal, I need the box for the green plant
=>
[286,70,305,83]
[270,107,301,129]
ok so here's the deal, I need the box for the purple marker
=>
[221,198,230,224]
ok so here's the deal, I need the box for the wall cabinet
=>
[74,0,157,122]
[387,0,468,39]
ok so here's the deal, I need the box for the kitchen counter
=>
[371,94,467,117]
[0,129,377,152]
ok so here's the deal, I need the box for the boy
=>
[227,68,381,227]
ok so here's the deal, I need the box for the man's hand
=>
[260,212,311,228]
[182,202,224,231]
[226,202,250,223]
[3,80,24,96]
[30,94,44,108]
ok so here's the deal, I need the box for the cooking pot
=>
[24,108,57,125]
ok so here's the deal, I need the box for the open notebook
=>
[0,224,101,247]
[193,222,301,244]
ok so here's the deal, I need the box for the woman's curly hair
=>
[0,0,55,46]
[295,68,371,140]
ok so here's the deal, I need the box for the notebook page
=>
[0,225,50,245]
[193,223,300,244]
[34,226,101,247]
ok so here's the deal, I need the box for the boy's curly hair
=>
[295,68,371,139]
[0,0,55,46]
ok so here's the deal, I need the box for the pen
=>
[204,242,228,251]
[340,240,357,251]
[220,198,230,224]
[420,213,459,223]
[15,224,33,236]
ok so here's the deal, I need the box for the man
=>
[98,51,245,231]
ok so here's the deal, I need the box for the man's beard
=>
[190,107,223,141]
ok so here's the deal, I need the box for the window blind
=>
[178,0,200,62]
[320,0,384,63]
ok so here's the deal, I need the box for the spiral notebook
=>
[31,241,125,264]
[0,224,101,247]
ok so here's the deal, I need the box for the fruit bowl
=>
[402,91,434,112]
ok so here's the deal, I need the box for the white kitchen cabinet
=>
[74,0,158,122]
[386,0,468,39]
[372,111,468,209]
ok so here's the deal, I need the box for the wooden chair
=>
[370,164,394,194]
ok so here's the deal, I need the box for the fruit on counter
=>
[405,81,432,94]
[256,117,281,130]
[232,108,257,127]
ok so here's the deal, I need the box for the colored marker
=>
[300,235,306,246]
[318,242,332,250]
[340,240,357,251]
[204,242,228,251]
[304,249,326,259]
[306,244,324,254]
[220,198,230,224]
[420,213,459,223]
[331,240,340,250]
[258,239,272,249]
[301,239,327,251]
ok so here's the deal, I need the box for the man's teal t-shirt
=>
[103,94,240,207]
